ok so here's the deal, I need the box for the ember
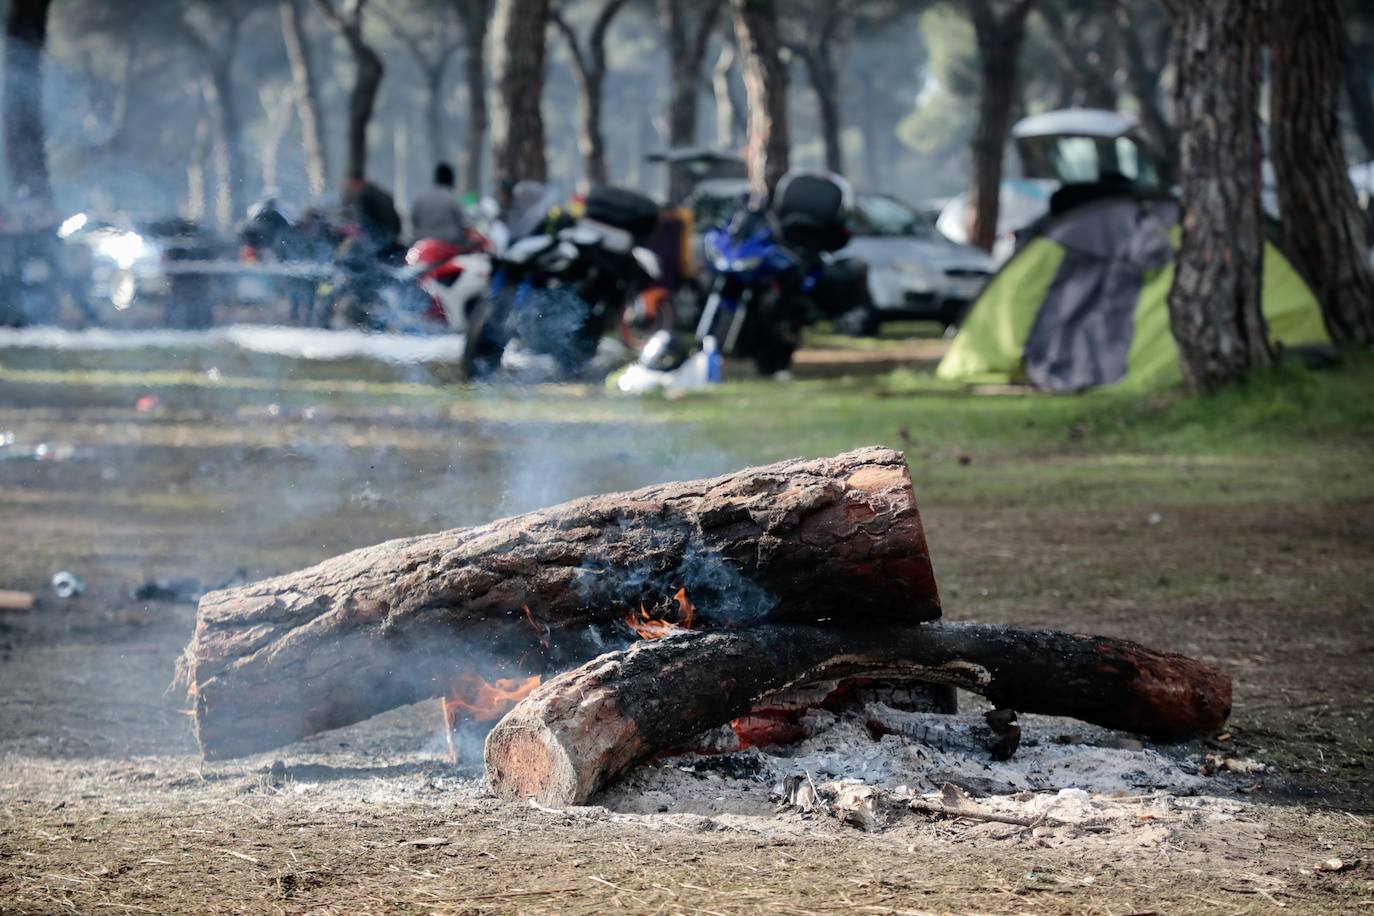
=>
[625,589,696,640]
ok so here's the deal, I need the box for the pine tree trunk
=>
[344,36,384,180]
[799,48,843,175]
[206,59,245,233]
[1271,0,1374,345]
[1164,0,1271,391]
[731,0,789,197]
[968,0,1035,253]
[282,0,330,197]
[458,0,489,194]
[661,0,722,201]
[1109,0,1176,184]
[490,0,550,203]
[712,43,739,150]
[581,74,608,187]
[3,0,53,206]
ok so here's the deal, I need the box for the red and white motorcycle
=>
[401,230,493,332]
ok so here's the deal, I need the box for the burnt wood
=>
[484,623,1232,806]
[182,447,938,759]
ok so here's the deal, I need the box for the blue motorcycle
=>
[694,209,820,375]
[693,171,859,376]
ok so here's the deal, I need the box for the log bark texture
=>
[184,448,938,759]
[485,622,1232,806]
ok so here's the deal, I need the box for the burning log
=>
[183,448,938,759]
[484,623,1232,806]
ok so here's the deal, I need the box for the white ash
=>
[595,703,1223,828]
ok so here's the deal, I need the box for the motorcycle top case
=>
[584,187,660,244]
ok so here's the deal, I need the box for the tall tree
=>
[490,0,551,201]
[784,0,847,174]
[1106,0,1176,183]
[281,0,331,196]
[659,0,724,200]
[966,0,1035,252]
[1035,0,1115,110]
[1271,0,1374,345]
[180,4,249,231]
[453,0,492,193]
[1163,0,1271,391]
[4,0,54,206]
[376,3,463,166]
[315,0,384,180]
[551,0,632,189]
[731,0,789,196]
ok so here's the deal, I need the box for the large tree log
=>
[484,623,1232,806]
[184,448,938,759]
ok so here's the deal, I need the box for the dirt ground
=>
[1,348,1372,914]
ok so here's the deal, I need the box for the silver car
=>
[842,193,994,334]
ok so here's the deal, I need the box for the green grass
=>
[3,338,1371,512]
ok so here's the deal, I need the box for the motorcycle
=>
[400,231,494,332]
[691,171,860,376]
[463,187,664,379]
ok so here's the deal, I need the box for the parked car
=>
[936,108,1168,264]
[685,181,994,334]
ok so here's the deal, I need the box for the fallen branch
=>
[485,623,1232,805]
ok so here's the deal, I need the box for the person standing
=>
[410,162,469,244]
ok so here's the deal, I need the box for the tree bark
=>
[1271,0,1374,346]
[456,0,491,193]
[1164,0,1271,391]
[182,448,939,759]
[485,623,1232,805]
[551,0,630,190]
[3,0,53,206]
[316,0,385,181]
[967,0,1036,253]
[1108,0,1176,184]
[186,111,211,221]
[661,0,724,201]
[490,0,551,204]
[205,49,245,232]
[712,42,741,150]
[282,0,331,197]
[731,0,790,197]
[794,43,843,174]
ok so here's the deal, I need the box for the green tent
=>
[936,195,1328,391]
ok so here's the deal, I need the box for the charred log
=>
[183,448,938,759]
[484,623,1231,806]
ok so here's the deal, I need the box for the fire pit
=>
[178,447,1231,815]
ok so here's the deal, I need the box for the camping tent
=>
[936,194,1328,391]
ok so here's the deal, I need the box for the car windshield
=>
[850,195,936,238]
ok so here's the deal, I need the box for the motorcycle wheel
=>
[618,287,675,352]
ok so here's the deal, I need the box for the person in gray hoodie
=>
[410,162,468,244]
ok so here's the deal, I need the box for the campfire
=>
[179,448,1230,811]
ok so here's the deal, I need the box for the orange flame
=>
[674,587,695,630]
[438,672,541,763]
[624,589,696,640]
[522,604,551,649]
